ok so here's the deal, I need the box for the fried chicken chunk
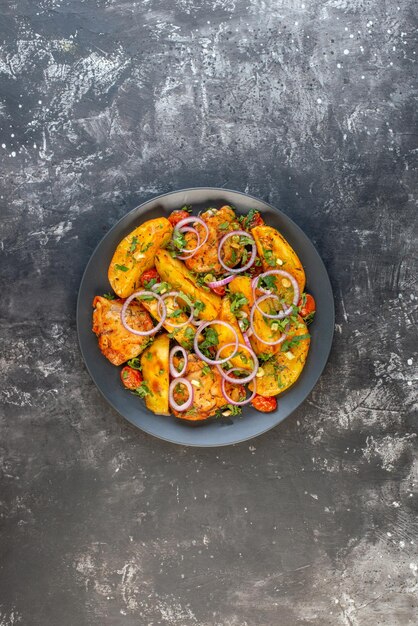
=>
[183,205,243,274]
[172,355,226,421]
[92,296,153,366]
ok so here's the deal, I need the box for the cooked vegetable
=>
[108,218,173,298]
[155,249,221,320]
[298,293,316,323]
[250,395,277,412]
[216,297,253,372]
[172,355,226,421]
[140,334,170,415]
[92,296,153,366]
[248,317,310,396]
[121,366,143,390]
[251,225,306,293]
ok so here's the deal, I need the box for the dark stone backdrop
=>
[0,0,417,624]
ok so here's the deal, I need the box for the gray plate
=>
[77,188,334,447]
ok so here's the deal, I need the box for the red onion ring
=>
[216,342,259,384]
[252,270,300,318]
[173,216,209,257]
[157,291,194,328]
[221,368,257,406]
[169,345,188,378]
[121,291,167,336]
[169,377,193,412]
[242,332,253,350]
[193,320,239,365]
[218,230,257,274]
[250,304,288,346]
[176,226,201,260]
[207,275,235,289]
[253,293,283,319]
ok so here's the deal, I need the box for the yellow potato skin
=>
[155,249,221,320]
[140,334,170,415]
[251,225,306,293]
[108,218,173,298]
[249,317,310,397]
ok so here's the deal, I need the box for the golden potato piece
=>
[155,249,221,320]
[108,218,173,298]
[92,296,153,366]
[140,293,195,350]
[249,317,310,396]
[228,275,278,359]
[251,225,306,293]
[140,334,170,415]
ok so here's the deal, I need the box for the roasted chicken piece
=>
[173,354,244,421]
[183,205,243,274]
[92,296,153,366]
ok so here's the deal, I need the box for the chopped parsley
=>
[263,249,276,267]
[194,300,206,314]
[122,370,128,379]
[230,292,248,313]
[103,292,115,300]
[216,404,242,418]
[140,241,153,253]
[114,264,129,272]
[184,327,195,340]
[218,222,230,230]
[127,357,142,370]
[304,311,316,325]
[129,236,138,253]
[172,230,187,250]
[281,333,310,352]
[144,277,157,289]
[199,327,219,356]
[259,274,277,292]
[202,364,211,375]
[132,381,153,398]
[259,352,274,363]
[240,208,260,230]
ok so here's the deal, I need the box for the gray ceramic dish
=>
[77,188,334,446]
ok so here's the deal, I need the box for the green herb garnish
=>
[230,292,248,313]
[115,264,129,272]
[103,292,115,300]
[132,381,153,398]
[281,333,310,352]
[127,357,142,370]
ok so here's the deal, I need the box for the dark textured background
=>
[1,1,417,625]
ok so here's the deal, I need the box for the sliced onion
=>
[169,377,193,412]
[176,226,201,259]
[252,269,300,318]
[216,342,259,385]
[221,368,257,406]
[169,345,188,378]
[173,216,209,257]
[242,332,252,350]
[218,230,257,274]
[158,291,194,328]
[194,320,239,365]
[121,291,167,336]
[253,293,283,319]
[250,304,288,346]
[207,274,235,289]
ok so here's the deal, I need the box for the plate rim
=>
[76,187,335,447]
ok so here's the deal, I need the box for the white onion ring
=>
[121,291,167,336]
[169,377,193,412]
[242,332,253,350]
[221,368,257,406]
[193,320,239,365]
[157,291,194,328]
[253,293,283,319]
[250,305,288,346]
[218,230,257,274]
[216,342,259,384]
[207,275,235,289]
[252,269,300,318]
[169,345,188,378]
[176,226,201,259]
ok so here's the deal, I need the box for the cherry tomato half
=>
[210,284,226,297]
[251,395,277,413]
[120,366,143,390]
[250,212,265,228]
[168,210,190,227]
[298,293,316,319]
[140,268,160,288]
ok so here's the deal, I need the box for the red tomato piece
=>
[251,395,277,413]
[140,268,160,288]
[120,366,143,390]
[168,210,190,227]
[298,293,316,319]
[210,284,226,296]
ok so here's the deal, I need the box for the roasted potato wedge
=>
[108,218,173,298]
[140,333,170,415]
[251,225,306,293]
[249,316,310,396]
[215,297,253,371]
[228,275,278,358]
[92,296,153,366]
[140,293,195,350]
[155,249,221,320]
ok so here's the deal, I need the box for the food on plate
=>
[140,334,170,416]
[108,217,172,298]
[92,205,315,421]
[92,296,153,366]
